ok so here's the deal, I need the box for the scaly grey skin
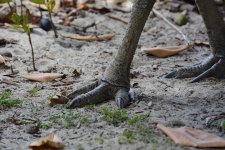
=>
[69,0,156,109]
[69,0,225,109]
[166,0,225,82]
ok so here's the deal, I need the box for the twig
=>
[39,5,42,18]
[7,2,13,12]
[48,11,58,38]
[20,0,23,18]
[152,9,191,45]
[59,32,115,41]
[107,14,128,24]
[28,33,37,71]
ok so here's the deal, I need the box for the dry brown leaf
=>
[77,4,90,10]
[22,73,64,82]
[62,0,74,7]
[77,3,111,14]
[49,94,69,106]
[157,124,225,148]
[61,33,115,41]
[194,40,210,47]
[29,133,65,149]
[0,55,6,66]
[142,44,193,58]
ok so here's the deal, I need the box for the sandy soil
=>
[0,1,225,150]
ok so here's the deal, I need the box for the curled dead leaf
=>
[77,4,90,10]
[22,73,64,82]
[194,40,210,47]
[157,124,225,148]
[61,33,115,41]
[49,94,69,106]
[142,44,193,58]
[0,55,6,66]
[29,133,65,149]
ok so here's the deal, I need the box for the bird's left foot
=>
[165,54,225,82]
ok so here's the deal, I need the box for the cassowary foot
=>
[165,54,225,82]
[68,78,135,109]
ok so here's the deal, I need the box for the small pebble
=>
[39,18,52,31]
[148,101,153,107]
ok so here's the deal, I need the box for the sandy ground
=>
[0,1,225,150]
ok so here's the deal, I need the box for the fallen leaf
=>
[22,73,64,82]
[194,40,210,47]
[142,44,193,58]
[62,0,74,7]
[0,55,6,65]
[49,94,69,106]
[61,33,116,41]
[77,4,90,10]
[29,133,65,149]
[157,124,225,148]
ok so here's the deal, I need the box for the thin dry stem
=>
[28,33,37,71]
[48,11,58,38]
[152,9,191,45]
[7,2,13,12]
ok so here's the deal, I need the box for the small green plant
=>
[220,120,225,131]
[31,103,41,113]
[63,113,77,129]
[11,12,37,70]
[163,0,168,5]
[84,104,95,111]
[94,136,104,144]
[0,99,22,107]
[28,87,39,97]
[37,121,51,129]
[127,115,142,126]
[49,112,81,129]
[122,129,135,143]
[0,90,22,107]
[29,0,58,38]
[100,107,128,125]
[137,125,154,143]
[0,90,12,100]
[80,116,91,126]
[127,114,149,126]
[77,143,85,150]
